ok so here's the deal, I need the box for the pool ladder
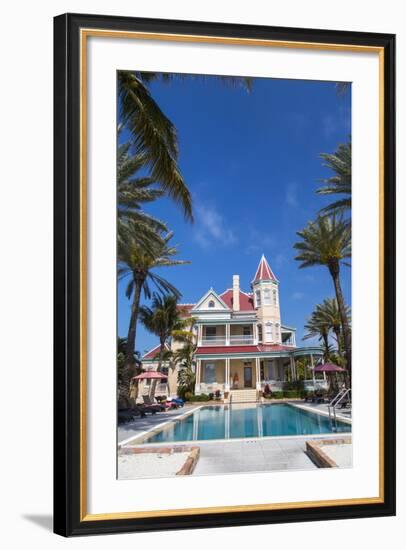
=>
[328,388,351,421]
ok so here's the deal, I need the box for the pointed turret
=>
[251,254,277,284]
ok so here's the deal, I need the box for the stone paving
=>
[193,437,320,475]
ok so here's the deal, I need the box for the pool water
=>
[144,403,351,444]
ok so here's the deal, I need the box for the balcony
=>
[229,334,254,345]
[201,335,227,346]
[200,334,254,346]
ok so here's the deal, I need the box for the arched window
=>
[257,324,263,343]
[208,300,215,308]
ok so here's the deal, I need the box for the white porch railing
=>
[201,336,227,346]
[229,335,254,345]
[199,382,225,394]
[260,379,328,391]
[201,334,254,346]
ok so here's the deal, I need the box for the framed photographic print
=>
[53,13,396,536]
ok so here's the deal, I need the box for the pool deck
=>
[118,404,199,445]
[118,401,352,478]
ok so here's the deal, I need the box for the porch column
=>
[255,357,261,390]
[253,323,258,345]
[197,324,203,346]
[225,358,230,391]
[195,359,201,394]
[226,324,230,346]
[310,353,315,386]
[290,355,297,381]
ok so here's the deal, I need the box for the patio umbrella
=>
[132,371,168,380]
[313,363,346,373]
[313,363,346,392]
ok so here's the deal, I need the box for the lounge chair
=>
[142,395,166,412]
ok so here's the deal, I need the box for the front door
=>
[244,366,253,388]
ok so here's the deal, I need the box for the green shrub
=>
[282,390,301,398]
[187,393,211,402]
[283,380,304,392]
[183,391,193,401]
[271,391,284,399]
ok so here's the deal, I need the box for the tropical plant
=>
[117,338,141,402]
[303,311,331,360]
[315,297,351,357]
[294,214,352,376]
[118,71,193,221]
[117,141,168,251]
[317,141,351,217]
[139,294,191,398]
[117,231,189,400]
[177,366,196,398]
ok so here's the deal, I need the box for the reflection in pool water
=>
[144,403,351,444]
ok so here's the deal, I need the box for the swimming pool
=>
[143,403,351,444]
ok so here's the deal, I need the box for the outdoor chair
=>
[142,395,166,412]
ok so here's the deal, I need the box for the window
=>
[206,326,217,337]
[255,289,261,307]
[208,300,215,308]
[243,325,251,336]
[257,324,263,343]
[264,288,271,305]
[273,289,277,305]
[275,323,280,341]
[204,363,216,384]
[265,322,273,341]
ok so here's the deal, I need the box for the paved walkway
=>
[293,401,352,422]
[193,437,321,475]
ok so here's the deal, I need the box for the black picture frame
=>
[54,12,396,537]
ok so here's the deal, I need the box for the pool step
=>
[229,389,258,403]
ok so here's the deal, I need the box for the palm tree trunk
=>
[118,278,143,404]
[329,262,352,379]
[334,328,343,357]
[150,339,166,399]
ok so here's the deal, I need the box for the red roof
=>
[219,289,255,311]
[252,255,277,283]
[142,343,169,360]
[196,344,292,355]
[177,304,195,317]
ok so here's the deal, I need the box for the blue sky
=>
[118,74,351,355]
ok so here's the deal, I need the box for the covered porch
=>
[194,347,324,396]
[195,357,289,395]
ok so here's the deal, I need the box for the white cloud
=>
[292,291,305,301]
[194,202,236,249]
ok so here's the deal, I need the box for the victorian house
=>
[141,255,323,401]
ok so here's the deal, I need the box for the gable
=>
[192,288,230,312]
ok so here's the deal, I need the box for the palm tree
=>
[294,214,352,376]
[118,71,193,221]
[118,71,253,222]
[139,294,191,398]
[303,311,330,353]
[117,230,189,401]
[317,141,351,216]
[315,298,351,357]
[117,141,168,251]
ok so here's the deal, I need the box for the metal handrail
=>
[328,388,351,420]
